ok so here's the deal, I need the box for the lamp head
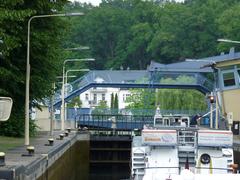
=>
[65,12,84,16]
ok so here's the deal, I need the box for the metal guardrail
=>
[62,108,208,121]
[76,114,154,131]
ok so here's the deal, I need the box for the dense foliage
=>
[67,0,240,70]
[0,0,69,136]
[66,0,240,114]
[126,76,208,113]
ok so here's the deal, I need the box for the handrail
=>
[53,71,214,106]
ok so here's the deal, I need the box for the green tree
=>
[217,3,240,52]
[92,100,108,114]
[126,75,208,114]
[67,96,82,108]
[0,0,69,136]
[66,0,240,70]
[110,93,114,109]
[114,93,119,109]
[68,2,133,70]
[156,75,207,112]
[126,89,155,111]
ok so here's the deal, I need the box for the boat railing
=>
[133,166,236,174]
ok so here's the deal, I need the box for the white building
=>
[77,71,147,109]
[80,87,131,109]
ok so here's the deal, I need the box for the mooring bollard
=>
[83,127,88,131]
[48,138,54,146]
[65,131,69,137]
[59,134,64,140]
[78,127,82,131]
[27,146,35,156]
[134,128,141,136]
[66,128,71,133]
[0,152,5,166]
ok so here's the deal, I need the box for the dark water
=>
[90,164,129,180]
[89,137,131,180]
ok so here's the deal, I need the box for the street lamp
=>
[61,58,94,130]
[65,69,90,85]
[49,75,78,136]
[0,39,3,57]
[64,69,90,124]
[56,75,76,79]
[25,12,84,146]
[65,46,90,51]
[217,38,240,44]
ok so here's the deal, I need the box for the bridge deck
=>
[53,70,213,107]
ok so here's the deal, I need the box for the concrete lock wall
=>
[11,133,90,180]
[35,106,76,131]
[38,140,90,180]
[35,106,51,131]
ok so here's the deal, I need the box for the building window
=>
[85,93,89,100]
[93,94,97,102]
[222,71,236,87]
[221,65,235,70]
[102,94,105,101]
[126,94,130,100]
[123,94,130,102]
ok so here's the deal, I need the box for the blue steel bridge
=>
[53,61,214,108]
[52,59,217,130]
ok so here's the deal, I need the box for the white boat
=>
[131,108,239,180]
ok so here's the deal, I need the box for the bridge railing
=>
[76,114,154,131]
[151,72,213,91]
[75,110,209,131]
[53,74,91,104]
[53,71,214,106]
[64,108,208,121]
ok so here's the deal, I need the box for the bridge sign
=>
[0,97,13,121]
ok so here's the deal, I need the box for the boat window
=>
[163,118,170,126]
[220,65,234,70]
[154,118,163,125]
[181,118,189,126]
[222,71,236,87]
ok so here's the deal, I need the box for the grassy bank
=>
[0,136,24,152]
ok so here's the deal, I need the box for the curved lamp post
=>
[61,58,94,130]
[64,69,90,126]
[25,12,84,146]
[217,39,240,44]
[65,69,90,85]
[65,46,90,51]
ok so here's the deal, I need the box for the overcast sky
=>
[70,0,184,6]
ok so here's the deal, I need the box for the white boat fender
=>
[180,169,195,180]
